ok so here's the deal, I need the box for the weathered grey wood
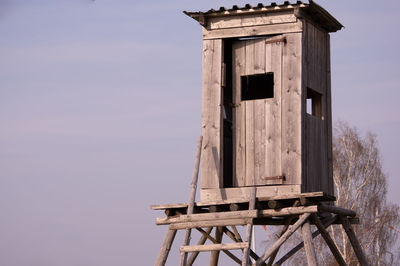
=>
[244,40,256,187]
[195,227,242,265]
[200,185,301,202]
[318,204,356,217]
[253,38,266,185]
[232,40,246,187]
[187,136,204,213]
[201,39,223,189]
[181,242,249,253]
[187,227,213,266]
[152,191,334,210]
[170,218,252,230]
[274,215,338,265]
[208,12,297,30]
[181,136,203,266]
[281,32,302,186]
[203,21,303,40]
[157,210,257,225]
[157,206,318,225]
[306,114,325,192]
[325,33,334,196]
[255,213,311,265]
[302,20,332,194]
[232,36,284,188]
[262,38,283,185]
[209,226,224,266]
[341,217,370,266]
[260,205,317,217]
[155,229,177,266]
[312,214,346,266]
[301,219,318,266]
[300,18,308,194]
[242,187,256,266]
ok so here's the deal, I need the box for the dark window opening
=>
[241,73,274,101]
[306,87,323,119]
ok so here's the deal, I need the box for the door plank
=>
[233,41,246,187]
[245,40,255,186]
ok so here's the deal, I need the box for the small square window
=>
[306,88,323,119]
[241,73,274,101]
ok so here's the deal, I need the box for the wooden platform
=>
[151,191,334,210]
[152,192,358,228]
[153,192,366,266]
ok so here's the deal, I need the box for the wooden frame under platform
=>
[152,192,368,266]
[151,137,369,266]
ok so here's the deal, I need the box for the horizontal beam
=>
[157,210,257,225]
[202,21,303,40]
[151,191,335,210]
[157,206,318,225]
[169,218,252,230]
[180,242,249,253]
[318,204,356,217]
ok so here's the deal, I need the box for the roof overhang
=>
[184,1,343,33]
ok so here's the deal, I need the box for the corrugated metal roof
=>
[184,1,343,32]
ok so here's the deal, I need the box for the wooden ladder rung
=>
[180,242,249,253]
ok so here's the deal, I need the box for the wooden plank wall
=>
[203,20,303,40]
[201,39,223,189]
[302,21,332,194]
[281,32,303,186]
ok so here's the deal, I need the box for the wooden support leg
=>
[255,213,311,266]
[232,225,243,241]
[209,226,224,266]
[242,187,257,266]
[341,217,370,266]
[180,136,203,266]
[155,229,177,266]
[301,219,318,266]
[274,215,337,265]
[187,227,213,266]
[267,200,300,266]
[312,214,346,266]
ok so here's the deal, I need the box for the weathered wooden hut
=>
[184,1,343,202]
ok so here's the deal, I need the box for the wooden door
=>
[232,36,284,187]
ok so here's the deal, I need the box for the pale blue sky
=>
[0,1,399,265]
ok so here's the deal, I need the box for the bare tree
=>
[326,122,400,265]
[283,122,400,265]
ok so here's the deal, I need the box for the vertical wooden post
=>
[155,229,178,266]
[209,226,224,266]
[301,219,318,266]
[180,136,203,266]
[341,217,370,266]
[242,187,257,266]
[267,200,300,266]
[312,214,346,266]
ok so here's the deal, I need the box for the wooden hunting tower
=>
[185,1,343,202]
